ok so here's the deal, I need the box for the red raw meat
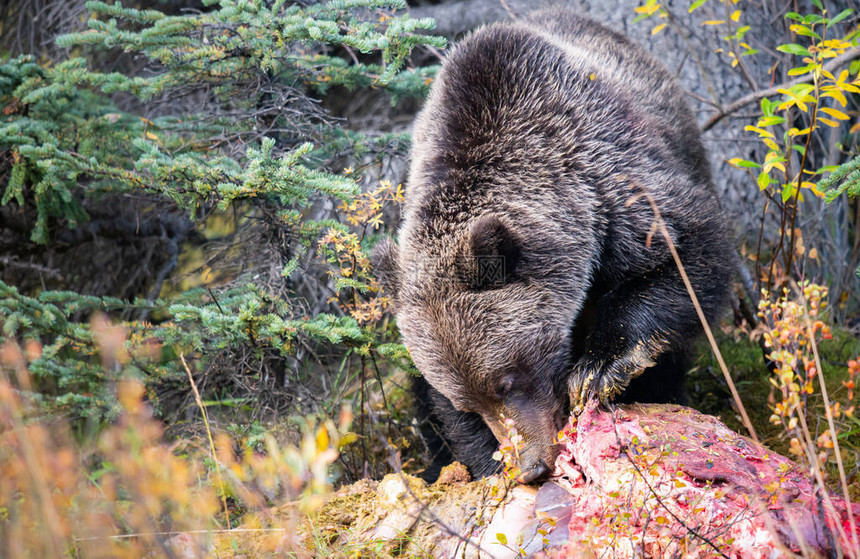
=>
[534,402,860,558]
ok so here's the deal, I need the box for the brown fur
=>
[374,9,732,479]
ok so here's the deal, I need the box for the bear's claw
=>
[568,342,659,409]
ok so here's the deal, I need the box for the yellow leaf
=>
[339,432,359,448]
[634,2,661,15]
[702,19,726,25]
[822,39,852,50]
[818,117,840,127]
[316,426,330,452]
[744,125,775,138]
[763,138,780,151]
[730,10,741,22]
[849,121,860,134]
[778,98,808,112]
[145,131,158,141]
[819,107,850,120]
[763,152,785,173]
[652,23,667,34]
[763,162,785,174]
[777,87,814,111]
[821,89,848,107]
[799,182,821,198]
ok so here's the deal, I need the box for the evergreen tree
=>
[0,0,440,423]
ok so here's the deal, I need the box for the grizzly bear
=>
[373,9,732,481]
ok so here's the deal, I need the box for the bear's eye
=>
[496,376,515,400]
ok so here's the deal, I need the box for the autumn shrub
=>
[758,282,858,497]
[0,331,356,557]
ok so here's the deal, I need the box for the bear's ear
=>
[465,215,521,289]
[372,238,401,306]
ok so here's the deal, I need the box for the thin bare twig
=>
[180,353,232,530]
[795,403,850,557]
[803,302,860,555]
[610,406,731,558]
[0,257,62,279]
[73,527,288,542]
[498,0,518,20]
[641,191,760,444]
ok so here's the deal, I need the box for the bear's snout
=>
[517,459,551,484]
[484,399,564,483]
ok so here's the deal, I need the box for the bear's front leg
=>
[568,336,665,408]
[566,263,708,409]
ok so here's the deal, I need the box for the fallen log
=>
[292,403,860,558]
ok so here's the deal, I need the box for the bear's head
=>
[374,214,581,480]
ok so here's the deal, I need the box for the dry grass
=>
[0,327,351,558]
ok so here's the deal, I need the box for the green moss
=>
[687,331,772,439]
